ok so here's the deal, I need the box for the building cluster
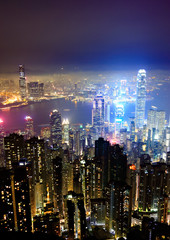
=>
[0,69,169,239]
[19,65,44,100]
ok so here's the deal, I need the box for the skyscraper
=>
[62,118,69,145]
[92,94,105,139]
[147,108,165,140]
[135,69,146,129]
[50,109,62,147]
[25,115,34,139]
[19,64,27,99]
[4,133,25,169]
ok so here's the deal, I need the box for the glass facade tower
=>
[19,64,27,99]
[135,69,146,129]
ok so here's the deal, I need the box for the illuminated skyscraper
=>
[50,109,62,147]
[19,64,27,99]
[135,69,146,129]
[62,118,69,145]
[92,94,105,139]
[115,104,124,141]
[41,126,51,140]
[25,115,34,139]
[147,108,165,140]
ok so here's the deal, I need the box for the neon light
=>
[25,116,32,120]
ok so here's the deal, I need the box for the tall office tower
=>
[0,166,32,232]
[138,158,170,223]
[25,137,46,216]
[64,192,86,240]
[130,118,135,142]
[147,108,165,140]
[120,129,127,146]
[19,64,27,99]
[156,110,165,139]
[92,94,105,139]
[135,69,146,129]
[120,79,127,95]
[115,104,124,141]
[4,133,25,169]
[165,127,170,152]
[50,109,62,147]
[69,130,74,158]
[25,115,34,139]
[105,103,110,123]
[62,118,69,145]
[147,108,157,132]
[75,130,81,156]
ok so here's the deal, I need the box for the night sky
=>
[1,0,170,73]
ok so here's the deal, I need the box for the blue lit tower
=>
[50,109,62,147]
[19,64,27,99]
[135,69,146,129]
[92,94,105,139]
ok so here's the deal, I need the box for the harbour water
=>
[0,81,169,134]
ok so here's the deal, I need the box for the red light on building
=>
[129,164,136,171]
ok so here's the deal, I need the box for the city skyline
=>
[0,1,170,239]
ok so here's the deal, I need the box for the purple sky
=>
[1,0,170,74]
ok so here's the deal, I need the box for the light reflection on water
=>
[0,83,169,134]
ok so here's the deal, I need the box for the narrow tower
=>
[135,69,146,129]
[19,65,27,99]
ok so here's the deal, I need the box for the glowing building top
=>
[50,109,62,147]
[25,115,34,139]
[92,94,105,139]
[62,118,69,125]
[25,116,32,121]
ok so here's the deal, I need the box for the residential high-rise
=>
[0,166,32,232]
[135,69,146,129]
[92,94,105,139]
[138,159,170,223]
[19,64,27,99]
[50,109,62,147]
[4,133,25,169]
[25,137,46,216]
[64,192,86,240]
